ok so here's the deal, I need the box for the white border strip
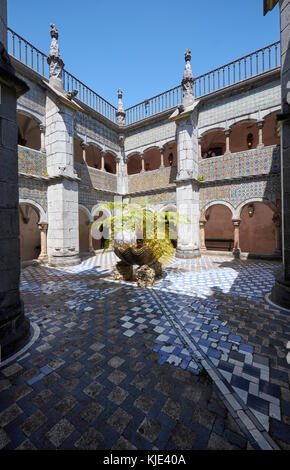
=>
[0,322,40,368]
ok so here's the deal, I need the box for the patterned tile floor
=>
[0,253,290,450]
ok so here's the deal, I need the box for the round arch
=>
[19,198,46,223]
[19,200,43,261]
[235,197,276,219]
[201,200,235,219]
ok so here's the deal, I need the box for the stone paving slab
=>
[1,255,290,450]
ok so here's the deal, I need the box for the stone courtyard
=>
[0,253,290,450]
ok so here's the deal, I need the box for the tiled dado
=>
[18,146,47,177]
[128,166,177,193]
[199,145,280,182]
[75,163,118,193]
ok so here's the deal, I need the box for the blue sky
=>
[8,0,279,108]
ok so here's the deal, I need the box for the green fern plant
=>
[93,199,189,266]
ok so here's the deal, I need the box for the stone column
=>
[141,153,145,172]
[101,150,105,171]
[38,222,48,262]
[0,0,31,358]
[80,141,88,164]
[39,124,46,153]
[232,218,241,258]
[159,146,165,168]
[271,0,290,308]
[199,218,207,251]
[198,137,202,159]
[46,93,81,266]
[273,214,282,255]
[257,120,265,148]
[224,129,231,154]
[173,107,200,258]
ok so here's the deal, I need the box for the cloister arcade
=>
[199,112,280,158]
[200,199,280,256]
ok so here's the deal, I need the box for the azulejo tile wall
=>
[19,177,48,212]
[200,146,280,182]
[17,74,46,116]
[78,188,115,212]
[75,163,118,193]
[198,81,281,128]
[75,112,119,151]
[130,189,176,208]
[125,120,176,152]
[128,166,177,193]
[200,174,280,212]
[18,146,47,177]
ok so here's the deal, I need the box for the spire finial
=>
[181,48,194,107]
[47,23,64,91]
[116,89,126,125]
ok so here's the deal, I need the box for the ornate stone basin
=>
[114,244,156,266]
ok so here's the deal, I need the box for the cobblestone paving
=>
[0,255,290,450]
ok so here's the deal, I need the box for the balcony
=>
[75,163,118,193]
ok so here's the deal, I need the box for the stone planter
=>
[113,244,162,285]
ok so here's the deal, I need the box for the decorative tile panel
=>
[75,112,119,151]
[75,163,118,193]
[128,166,177,193]
[18,146,47,177]
[125,120,176,152]
[17,75,46,115]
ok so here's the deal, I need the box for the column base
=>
[271,272,290,310]
[49,251,81,267]
[233,248,241,259]
[0,299,31,359]
[175,248,201,259]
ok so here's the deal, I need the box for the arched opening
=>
[204,204,234,251]
[164,141,177,167]
[19,203,41,261]
[127,153,142,175]
[263,112,280,147]
[17,112,41,151]
[144,147,161,171]
[239,202,276,254]
[86,144,102,169]
[201,129,226,158]
[79,207,90,253]
[104,152,117,174]
[230,120,258,153]
[74,136,84,164]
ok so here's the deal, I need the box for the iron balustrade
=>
[7,27,280,125]
[7,27,117,122]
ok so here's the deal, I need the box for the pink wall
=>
[19,204,41,261]
[239,202,275,254]
[205,205,233,250]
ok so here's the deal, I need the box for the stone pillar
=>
[257,120,265,148]
[38,222,48,262]
[46,93,81,266]
[141,153,145,172]
[271,0,290,308]
[101,150,105,171]
[232,218,241,258]
[273,214,282,255]
[224,129,231,154]
[80,141,88,164]
[88,221,95,253]
[160,146,165,168]
[39,124,46,153]
[173,106,200,258]
[0,0,31,358]
[199,218,207,251]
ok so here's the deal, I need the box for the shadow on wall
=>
[19,203,41,261]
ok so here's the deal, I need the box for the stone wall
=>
[18,146,47,177]
[78,188,115,212]
[128,166,177,193]
[199,145,280,182]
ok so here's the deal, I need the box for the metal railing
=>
[7,27,117,122]
[7,27,280,126]
[125,85,183,125]
[125,41,280,124]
